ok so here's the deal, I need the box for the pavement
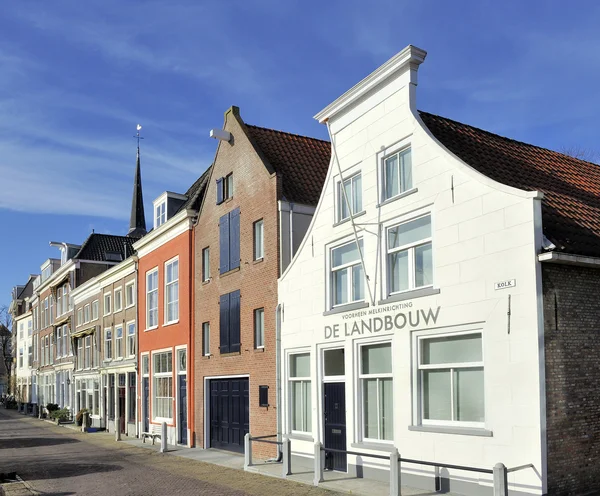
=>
[0,409,451,496]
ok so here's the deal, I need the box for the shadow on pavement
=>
[0,437,80,449]
[20,460,123,481]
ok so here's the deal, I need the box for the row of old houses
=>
[8,45,600,496]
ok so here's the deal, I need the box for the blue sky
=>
[2,0,599,308]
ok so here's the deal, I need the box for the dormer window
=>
[155,201,166,228]
[216,173,234,204]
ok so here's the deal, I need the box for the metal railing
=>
[244,434,291,478]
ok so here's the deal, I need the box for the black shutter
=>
[216,178,224,205]
[219,293,230,353]
[229,290,241,353]
[230,208,240,270]
[219,213,230,274]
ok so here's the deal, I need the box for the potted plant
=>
[50,408,70,424]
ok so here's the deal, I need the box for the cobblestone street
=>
[0,410,337,496]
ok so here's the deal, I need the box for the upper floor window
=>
[165,259,179,324]
[253,219,264,260]
[383,147,412,202]
[127,322,135,357]
[330,239,364,307]
[254,308,264,349]
[337,173,362,222]
[202,247,210,282]
[84,304,90,323]
[146,268,158,329]
[219,208,240,274]
[104,328,112,360]
[114,287,123,313]
[92,300,99,321]
[27,320,32,336]
[387,215,432,295]
[77,308,83,327]
[103,293,111,316]
[125,282,135,307]
[202,322,210,356]
[155,201,166,228]
[219,290,240,354]
[115,325,123,358]
[216,173,234,204]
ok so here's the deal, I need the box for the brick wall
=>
[543,263,600,495]
[194,108,279,458]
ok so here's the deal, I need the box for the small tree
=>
[0,305,13,395]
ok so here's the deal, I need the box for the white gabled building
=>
[279,45,548,495]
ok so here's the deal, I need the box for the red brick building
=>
[193,106,330,454]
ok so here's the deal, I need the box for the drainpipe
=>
[275,303,283,462]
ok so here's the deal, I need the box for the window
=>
[49,295,54,324]
[127,322,135,357]
[387,215,432,295]
[165,259,179,323]
[18,348,23,368]
[142,354,149,376]
[153,351,173,420]
[105,328,112,360]
[216,173,234,204]
[289,353,311,432]
[28,345,32,367]
[109,374,115,419]
[254,219,264,260]
[128,372,136,421]
[94,381,100,416]
[63,326,70,356]
[19,323,23,339]
[254,308,264,349]
[177,349,186,374]
[219,290,240,354]
[84,304,90,323]
[417,332,484,426]
[219,208,240,274]
[330,239,364,307]
[77,339,83,370]
[338,173,362,222]
[104,293,111,316]
[57,327,62,357]
[360,343,393,441]
[202,247,210,282]
[50,334,54,363]
[155,201,166,228]
[85,336,91,368]
[92,300,99,321]
[77,308,83,327]
[57,290,62,317]
[114,288,123,312]
[202,322,210,356]
[383,147,412,201]
[146,269,158,328]
[27,320,32,336]
[125,282,135,307]
[115,325,123,358]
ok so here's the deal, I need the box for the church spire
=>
[128,124,147,238]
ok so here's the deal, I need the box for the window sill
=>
[378,287,440,305]
[254,347,265,353]
[202,279,211,286]
[333,210,366,228]
[125,304,135,309]
[220,351,241,357]
[408,425,492,437]
[219,267,240,278]
[113,358,124,362]
[288,433,314,442]
[323,301,369,316]
[350,441,396,453]
[113,309,123,314]
[144,326,158,332]
[163,320,179,327]
[253,258,264,264]
[377,187,418,208]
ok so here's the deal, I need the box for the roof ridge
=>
[418,110,599,167]
[245,123,330,144]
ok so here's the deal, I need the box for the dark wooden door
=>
[210,378,249,452]
[118,388,126,434]
[179,375,188,444]
[142,378,149,433]
[323,382,347,472]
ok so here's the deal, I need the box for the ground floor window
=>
[109,374,115,420]
[289,353,311,433]
[360,342,393,441]
[153,351,173,420]
[93,381,100,415]
[417,332,484,426]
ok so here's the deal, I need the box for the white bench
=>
[141,424,162,445]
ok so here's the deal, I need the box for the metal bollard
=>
[159,421,167,453]
[244,433,252,469]
[389,448,400,496]
[493,463,508,496]
[313,442,324,486]
[282,437,292,477]
[82,412,89,433]
[115,415,121,441]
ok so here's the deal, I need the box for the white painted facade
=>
[279,46,546,495]
[15,311,33,404]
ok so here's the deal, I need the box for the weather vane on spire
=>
[134,124,144,152]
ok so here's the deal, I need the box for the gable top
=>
[244,124,331,206]
[177,165,212,213]
[74,233,139,262]
[419,110,600,258]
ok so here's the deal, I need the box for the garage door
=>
[209,378,249,453]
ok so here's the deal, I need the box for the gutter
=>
[275,303,283,462]
[538,251,600,267]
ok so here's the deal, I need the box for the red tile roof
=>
[420,111,600,257]
[244,124,331,206]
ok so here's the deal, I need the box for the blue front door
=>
[178,375,188,444]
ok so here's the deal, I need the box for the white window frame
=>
[152,349,173,422]
[103,293,111,316]
[202,322,210,356]
[146,268,159,330]
[253,219,264,260]
[127,321,136,358]
[114,287,123,313]
[328,238,365,309]
[201,247,210,282]
[92,300,99,321]
[155,201,166,228]
[379,140,413,203]
[412,329,485,429]
[385,213,433,297]
[84,304,90,324]
[104,328,112,360]
[125,281,135,308]
[254,308,264,349]
[115,325,123,359]
[336,172,362,222]
[288,351,312,434]
[77,308,83,327]
[357,339,394,444]
[56,327,62,358]
[164,257,179,325]
[224,173,234,200]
